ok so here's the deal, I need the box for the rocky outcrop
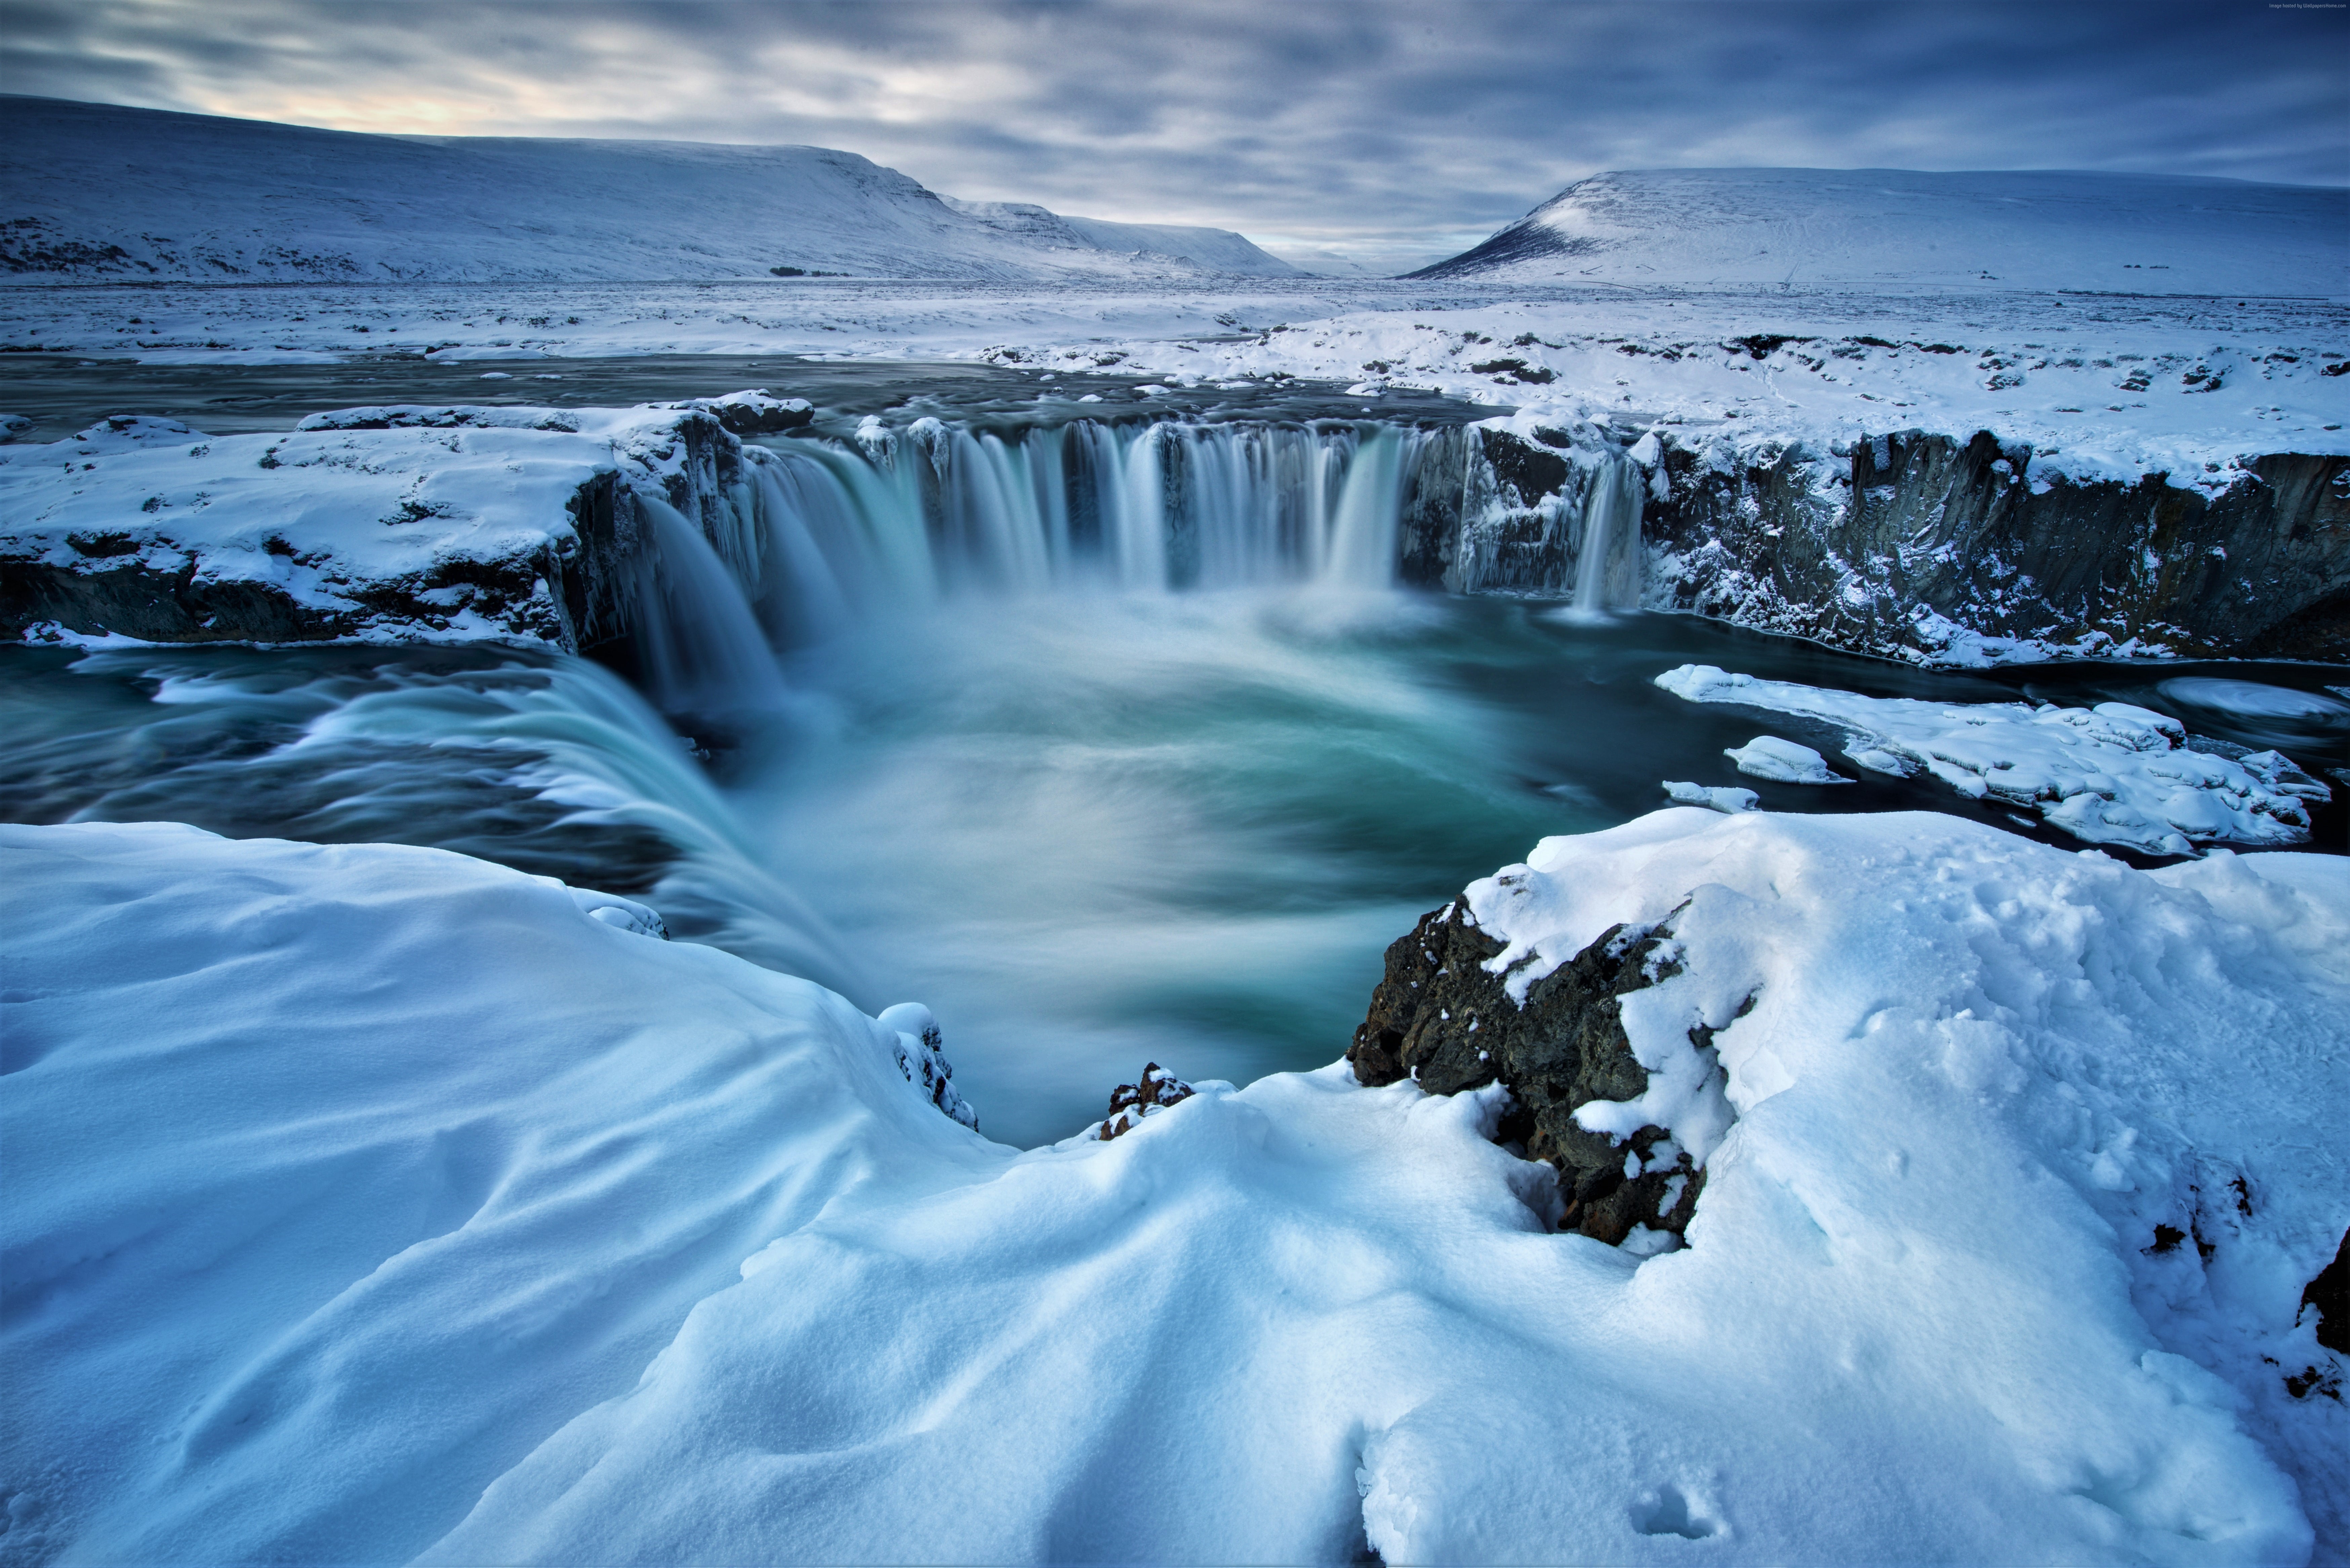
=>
[1396,423,2350,663]
[0,405,767,653]
[1397,424,1638,600]
[1093,1063,1195,1141]
[1348,898,1713,1245]
[1647,430,2350,662]
[877,1002,979,1131]
[2305,1229,2349,1356]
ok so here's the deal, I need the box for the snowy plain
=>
[4,812,2345,1563]
[8,277,2343,496]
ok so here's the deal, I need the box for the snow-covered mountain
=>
[1413,167,2348,296]
[0,96,1302,284]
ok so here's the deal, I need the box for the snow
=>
[1658,663,2333,856]
[6,812,2344,1562]
[12,278,2337,496]
[0,96,1299,284]
[1725,734,1849,784]
[1415,168,2348,297]
[0,821,1005,1564]
[1664,779,1760,813]
[943,196,1299,277]
[0,402,761,647]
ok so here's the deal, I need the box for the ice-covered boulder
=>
[674,388,816,436]
[1725,733,1849,784]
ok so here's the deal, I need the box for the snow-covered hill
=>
[938,198,1297,276]
[1414,168,2348,296]
[0,96,1301,284]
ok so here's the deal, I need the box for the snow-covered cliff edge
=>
[0,393,804,654]
[1395,419,2350,664]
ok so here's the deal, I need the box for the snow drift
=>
[1412,167,2348,297]
[0,95,1300,284]
[5,812,2344,1562]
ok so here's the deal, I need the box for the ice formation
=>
[1659,663,2332,855]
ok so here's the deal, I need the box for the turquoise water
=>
[10,593,2342,1145]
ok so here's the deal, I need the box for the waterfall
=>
[633,497,789,713]
[1322,427,1405,588]
[1572,455,1644,614]
[617,417,1441,720]
[716,419,1425,636]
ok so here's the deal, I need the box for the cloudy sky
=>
[4,0,2343,270]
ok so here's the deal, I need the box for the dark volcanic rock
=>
[1348,898,1716,1244]
[1096,1063,1194,1141]
[1646,430,2350,663]
[690,390,815,436]
[1393,423,2350,663]
[2305,1228,2350,1355]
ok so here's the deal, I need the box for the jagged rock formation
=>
[1396,423,2350,663]
[1348,898,1712,1244]
[1093,1064,1196,1141]
[1648,430,2350,662]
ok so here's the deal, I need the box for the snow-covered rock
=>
[1725,734,1849,784]
[5,812,2344,1561]
[1664,780,1760,813]
[1658,663,2332,855]
[1413,167,2348,296]
[0,402,769,652]
[0,96,1298,284]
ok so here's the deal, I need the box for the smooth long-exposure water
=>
[10,594,2344,1145]
[8,365,2346,1140]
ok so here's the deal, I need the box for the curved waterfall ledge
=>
[0,397,800,657]
[1628,427,2350,665]
[1400,420,2350,663]
[7,393,2344,669]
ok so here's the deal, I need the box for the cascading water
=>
[694,417,1433,663]
[1571,454,1645,614]
[633,497,789,713]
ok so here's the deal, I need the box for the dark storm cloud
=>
[3,0,2341,266]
